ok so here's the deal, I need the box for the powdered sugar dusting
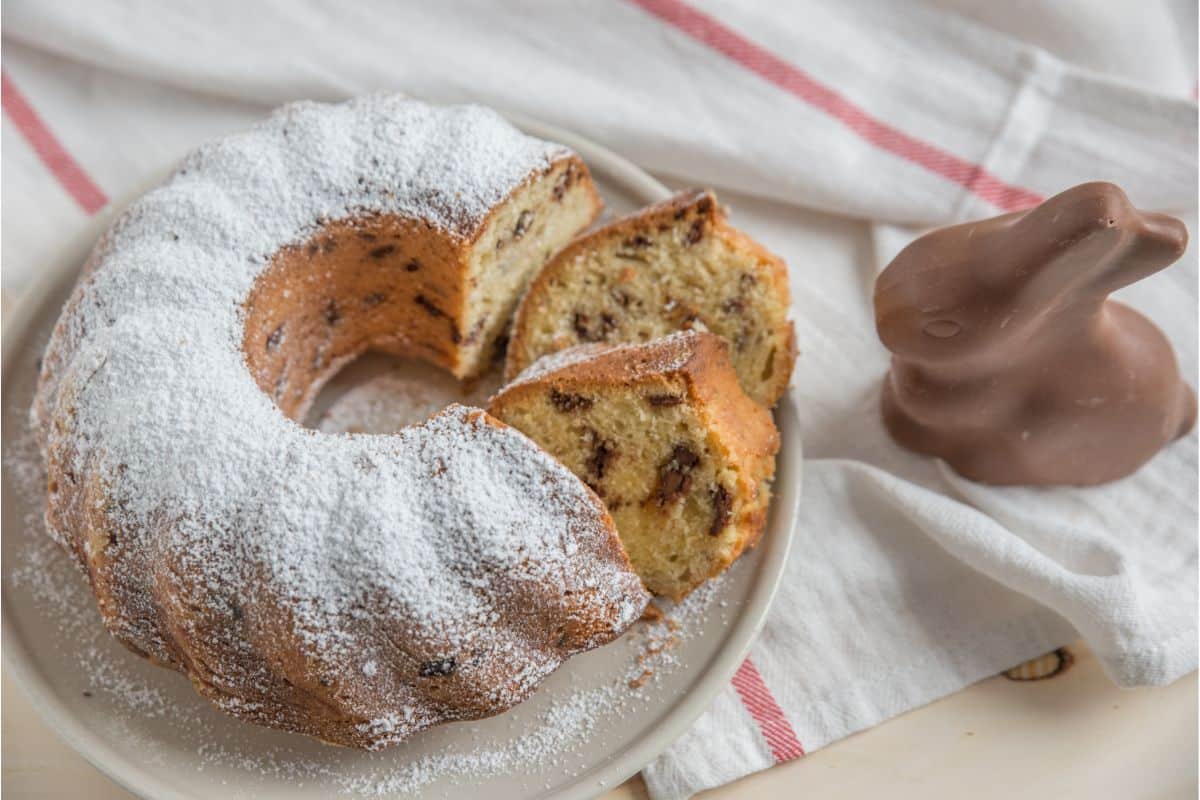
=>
[503,330,700,391]
[29,95,649,749]
[4,414,730,796]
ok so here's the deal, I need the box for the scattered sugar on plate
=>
[4,384,730,797]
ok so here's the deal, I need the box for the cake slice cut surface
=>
[505,189,795,406]
[490,331,780,600]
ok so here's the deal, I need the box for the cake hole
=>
[303,352,501,433]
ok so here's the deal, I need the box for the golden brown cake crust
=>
[32,96,645,750]
[505,189,796,407]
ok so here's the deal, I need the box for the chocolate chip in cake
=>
[514,210,534,239]
[654,444,700,506]
[573,311,618,342]
[363,292,388,308]
[265,324,284,351]
[552,164,577,201]
[550,388,593,412]
[573,312,592,340]
[369,243,397,259]
[709,484,733,535]
[684,218,705,246]
[616,235,652,262]
[673,445,701,469]
[405,259,421,272]
[722,297,745,314]
[414,294,445,318]
[646,393,684,407]
[323,298,341,325]
[464,317,487,345]
[600,312,618,336]
[761,346,777,380]
[491,332,510,363]
[585,430,617,479]
[419,657,457,677]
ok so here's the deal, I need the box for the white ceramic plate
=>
[1,116,801,799]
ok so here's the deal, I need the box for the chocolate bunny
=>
[875,182,1195,486]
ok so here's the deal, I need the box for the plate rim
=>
[1,110,801,800]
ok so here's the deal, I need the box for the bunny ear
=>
[1009,182,1176,302]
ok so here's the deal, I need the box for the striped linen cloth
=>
[3,2,1196,797]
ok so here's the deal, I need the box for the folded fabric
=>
[3,0,1196,225]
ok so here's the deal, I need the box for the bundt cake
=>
[505,189,796,407]
[489,331,780,600]
[32,95,649,749]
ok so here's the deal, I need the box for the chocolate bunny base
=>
[876,182,1196,487]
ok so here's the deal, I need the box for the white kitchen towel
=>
[1,2,1196,799]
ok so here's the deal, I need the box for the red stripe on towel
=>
[2,71,108,214]
[731,659,805,762]
[628,0,1044,212]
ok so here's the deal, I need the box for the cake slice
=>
[504,189,795,406]
[489,331,779,599]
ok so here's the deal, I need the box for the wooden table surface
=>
[4,640,1195,799]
